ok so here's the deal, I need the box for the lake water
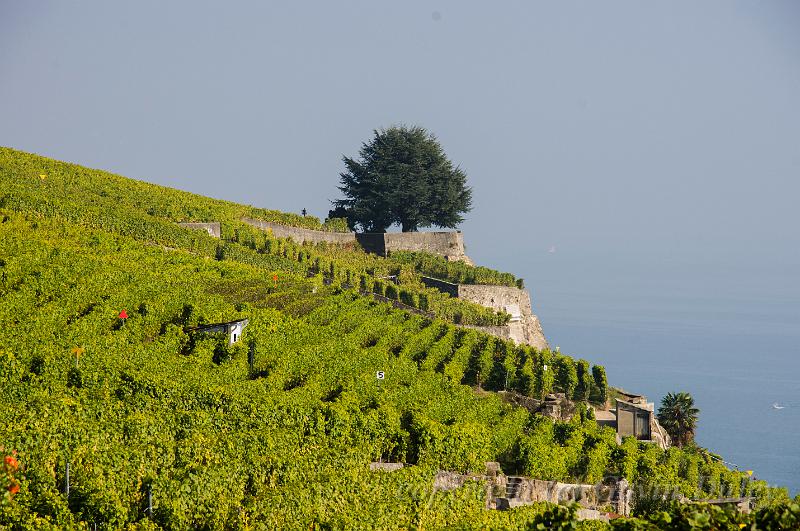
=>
[493,251,800,495]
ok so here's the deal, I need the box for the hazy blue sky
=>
[2,1,799,489]
[2,2,798,268]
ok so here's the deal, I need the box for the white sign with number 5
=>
[376,371,385,380]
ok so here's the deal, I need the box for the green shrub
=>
[475,337,496,388]
[591,365,608,405]
[372,279,385,297]
[529,503,578,530]
[407,413,493,473]
[321,217,349,233]
[398,288,417,307]
[755,500,800,529]
[533,350,555,399]
[575,359,592,402]
[29,354,45,376]
[67,367,83,388]
[556,357,578,398]
[389,251,520,287]
[385,283,399,300]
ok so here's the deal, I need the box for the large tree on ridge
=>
[330,126,472,232]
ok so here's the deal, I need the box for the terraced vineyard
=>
[389,251,523,288]
[0,147,795,529]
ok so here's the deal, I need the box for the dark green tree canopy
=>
[657,391,700,447]
[331,126,472,232]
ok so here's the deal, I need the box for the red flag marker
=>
[272,274,278,286]
[119,310,128,319]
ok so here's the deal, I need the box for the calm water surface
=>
[505,253,800,494]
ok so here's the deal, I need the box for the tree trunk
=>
[401,220,417,232]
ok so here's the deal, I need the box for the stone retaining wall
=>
[428,469,631,517]
[386,231,468,261]
[357,231,470,262]
[458,285,548,350]
[420,276,460,297]
[503,476,631,516]
[457,284,527,316]
[418,278,548,350]
[242,218,356,245]
[241,219,547,349]
[242,219,470,262]
[369,462,404,472]
[178,222,221,238]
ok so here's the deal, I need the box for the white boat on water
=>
[772,402,785,410]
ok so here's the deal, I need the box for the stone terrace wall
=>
[420,276,460,297]
[457,285,548,350]
[431,470,631,517]
[507,478,599,506]
[357,231,470,262]
[462,322,526,344]
[353,233,387,255]
[385,231,468,261]
[240,219,548,347]
[418,279,549,350]
[457,285,527,315]
[244,218,471,262]
[242,218,356,245]
[503,477,631,516]
[178,222,221,238]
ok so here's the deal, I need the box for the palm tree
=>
[657,392,699,447]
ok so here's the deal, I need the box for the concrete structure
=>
[595,408,618,430]
[615,394,671,449]
[242,218,356,245]
[485,461,502,477]
[189,319,249,346]
[592,391,671,450]
[576,509,610,522]
[503,387,671,450]
[178,221,221,238]
[616,399,653,440]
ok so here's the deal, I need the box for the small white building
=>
[190,319,249,345]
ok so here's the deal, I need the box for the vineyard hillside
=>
[0,147,790,529]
